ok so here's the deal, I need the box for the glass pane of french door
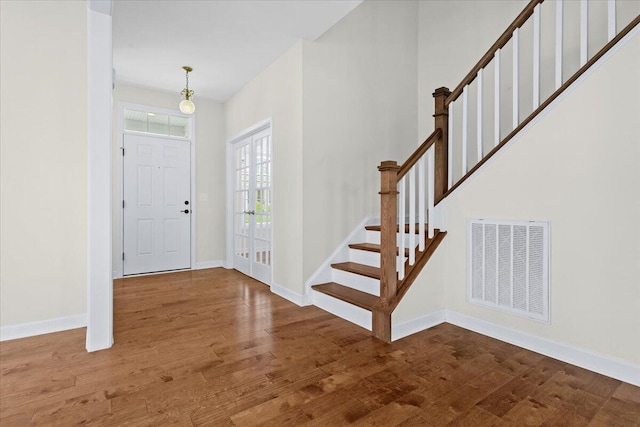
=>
[232,128,272,284]
[233,138,251,276]
[252,131,271,283]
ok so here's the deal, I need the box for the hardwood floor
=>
[1,268,639,426]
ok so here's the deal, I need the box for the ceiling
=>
[113,0,362,102]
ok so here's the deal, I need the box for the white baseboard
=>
[392,310,446,341]
[112,261,225,279]
[0,314,87,342]
[445,310,640,387]
[271,282,312,307]
[372,308,640,386]
[194,260,223,270]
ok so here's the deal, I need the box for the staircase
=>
[312,224,446,332]
[309,0,640,342]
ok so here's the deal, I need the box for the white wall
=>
[225,42,304,292]
[393,242,447,322]
[440,33,640,365]
[302,0,420,280]
[0,1,88,326]
[111,84,226,272]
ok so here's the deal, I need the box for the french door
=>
[123,134,191,275]
[233,128,272,284]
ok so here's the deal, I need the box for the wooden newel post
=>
[433,87,451,202]
[378,161,400,305]
[374,160,400,342]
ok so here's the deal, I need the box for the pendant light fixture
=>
[179,66,195,114]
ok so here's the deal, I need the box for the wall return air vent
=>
[468,219,549,322]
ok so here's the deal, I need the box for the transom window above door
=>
[124,108,190,138]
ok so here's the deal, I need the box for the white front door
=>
[233,128,272,284]
[123,134,191,275]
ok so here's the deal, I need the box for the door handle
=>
[180,209,190,214]
[243,210,255,215]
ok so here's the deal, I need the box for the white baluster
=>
[533,4,541,109]
[494,49,500,147]
[513,28,520,129]
[427,147,435,239]
[608,0,616,42]
[448,101,454,188]
[477,68,483,163]
[398,177,406,280]
[580,0,588,66]
[418,156,426,251]
[462,86,469,174]
[408,167,416,266]
[556,0,563,89]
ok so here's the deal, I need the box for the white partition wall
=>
[87,0,113,352]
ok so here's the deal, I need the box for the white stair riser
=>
[348,249,379,267]
[312,291,372,331]
[349,248,409,268]
[366,230,421,248]
[366,230,379,243]
[331,269,379,296]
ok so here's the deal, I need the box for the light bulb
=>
[179,99,195,115]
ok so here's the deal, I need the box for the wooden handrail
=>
[396,128,442,181]
[446,0,544,106]
[439,13,640,202]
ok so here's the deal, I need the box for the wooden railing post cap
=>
[378,161,400,172]
[432,87,452,98]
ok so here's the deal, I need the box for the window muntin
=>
[124,109,189,138]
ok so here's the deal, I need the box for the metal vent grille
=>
[468,219,549,322]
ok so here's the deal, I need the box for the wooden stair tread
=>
[348,242,381,252]
[331,262,380,280]
[349,243,409,256]
[311,282,378,311]
[366,224,439,234]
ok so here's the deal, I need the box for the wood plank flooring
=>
[1,268,639,426]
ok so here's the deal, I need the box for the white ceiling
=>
[113,0,362,102]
